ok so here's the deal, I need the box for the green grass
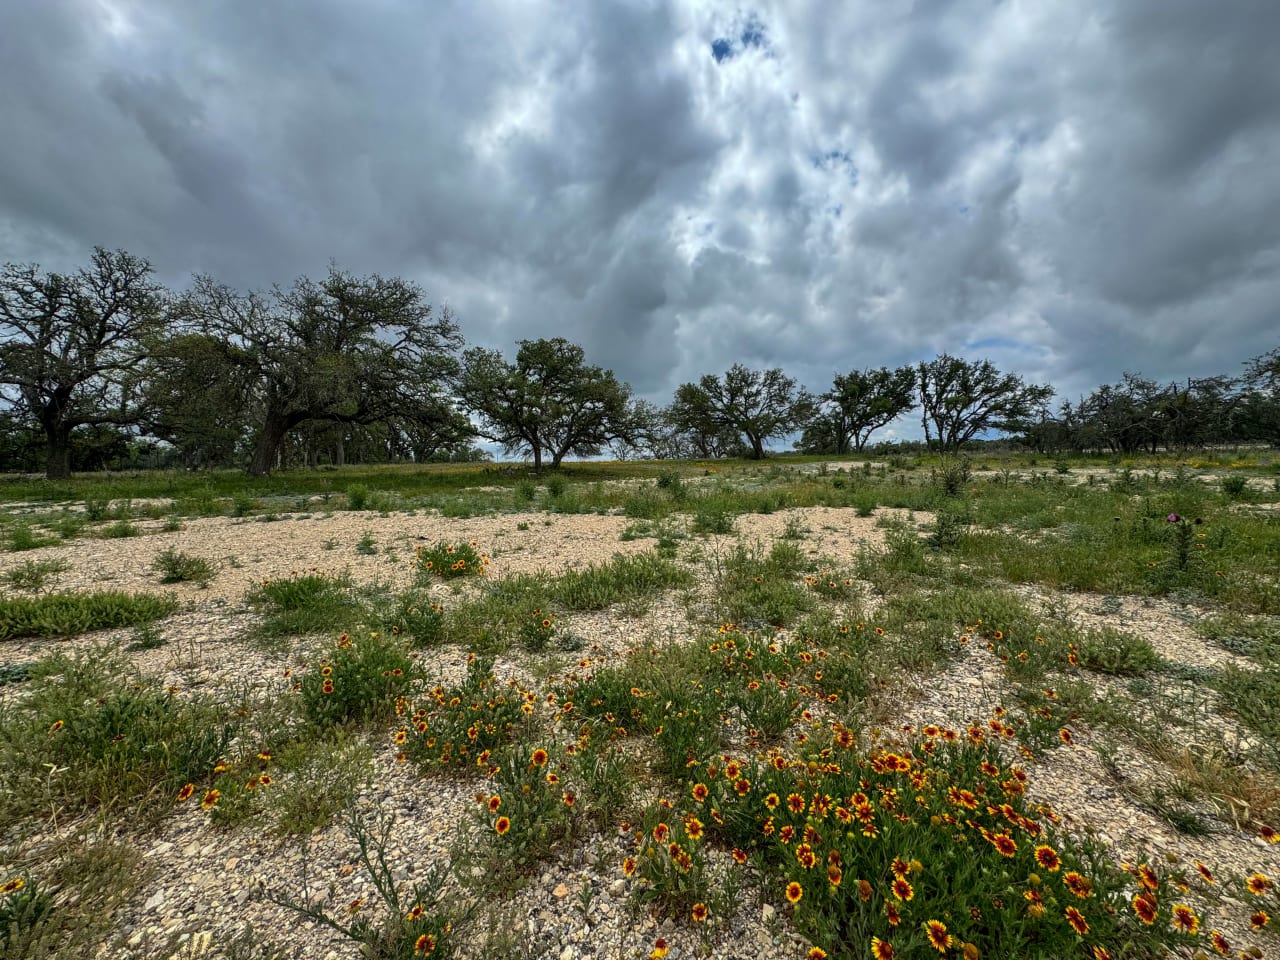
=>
[0,590,177,641]
[0,649,238,819]
[244,570,362,637]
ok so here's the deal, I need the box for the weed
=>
[6,525,58,551]
[2,558,70,591]
[345,483,370,510]
[95,519,140,539]
[1076,626,1160,675]
[245,570,360,637]
[124,623,167,652]
[0,590,177,641]
[356,530,378,555]
[152,548,215,586]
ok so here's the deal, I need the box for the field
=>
[1,452,1279,960]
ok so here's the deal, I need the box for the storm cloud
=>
[2,0,1278,429]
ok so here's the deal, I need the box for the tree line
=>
[1,249,1277,479]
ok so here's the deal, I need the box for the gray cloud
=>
[2,0,1277,432]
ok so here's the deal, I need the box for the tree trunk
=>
[247,413,292,477]
[45,425,73,480]
[748,434,765,460]
[335,438,345,467]
[532,445,543,473]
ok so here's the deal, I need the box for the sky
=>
[2,0,1278,440]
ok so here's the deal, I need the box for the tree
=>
[817,366,917,454]
[458,337,641,471]
[141,332,254,468]
[0,248,166,479]
[669,364,815,460]
[916,355,1053,453]
[179,267,465,476]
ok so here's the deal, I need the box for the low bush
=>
[0,590,176,641]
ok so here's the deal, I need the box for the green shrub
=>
[6,524,57,551]
[402,654,532,772]
[152,548,214,586]
[2,558,70,591]
[245,570,360,636]
[95,519,140,539]
[1221,474,1248,498]
[692,506,734,535]
[392,592,447,646]
[416,541,488,579]
[345,484,370,510]
[1076,626,1160,675]
[0,591,177,641]
[300,632,416,728]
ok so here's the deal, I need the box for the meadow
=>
[1,450,1278,960]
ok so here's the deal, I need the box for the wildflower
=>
[785,881,803,903]
[858,878,873,901]
[562,791,575,807]
[1209,931,1230,955]
[891,856,909,878]
[531,749,549,767]
[732,848,748,865]
[871,937,895,960]
[1246,872,1273,895]
[414,934,436,955]
[406,904,425,921]
[685,816,704,840]
[1131,894,1157,925]
[691,903,708,922]
[1063,872,1092,898]
[1092,947,1112,960]
[1034,845,1061,871]
[494,816,511,835]
[827,864,842,887]
[653,823,670,843]
[962,944,979,960]
[1059,728,1073,745]
[176,784,195,803]
[1064,906,1088,935]
[650,939,670,960]
[788,793,806,814]
[347,898,363,914]
[200,789,220,809]
[1137,864,1159,891]
[47,720,63,734]
[925,920,952,953]
[1170,904,1199,934]
[886,902,901,926]
[1195,861,1215,884]
[764,792,780,811]
[808,950,827,960]
[891,877,914,901]
[1251,910,1269,930]
[692,783,709,802]
[622,857,637,877]
[0,878,24,895]
[989,833,1017,857]
[488,795,502,813]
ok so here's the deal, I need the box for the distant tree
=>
[178,267,465,476]
[669,364,815,460]
[816,366,917,454]
[0,248,167,479]
[458,337,642,471]
[916,355,1053,453]
[1076,374,1165,454]
[1241,347,1280,445]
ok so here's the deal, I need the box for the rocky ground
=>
[1,502,1277,959]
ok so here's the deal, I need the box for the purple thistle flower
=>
[1167,513,1181,523]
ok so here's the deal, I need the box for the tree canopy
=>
[804,366,917,454]
[178,267,465,476]
[917,355,1053,453]
[458,337,641,470]
[669,364,815,460]
[0,248,166,479]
